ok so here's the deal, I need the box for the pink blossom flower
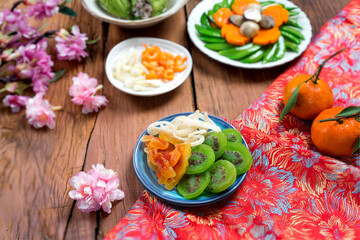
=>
[15,39,54,93]
[0,9,38,47]
[68,172,101,213]
[3,95,29,113]
[25,93,60,129]
[26,0,62,20]
[69,164,124,213]
[69,72,98,97]
[89,164,125,213]
[72,92,108,114]
[55,26,88,61]
[69,72,108,114]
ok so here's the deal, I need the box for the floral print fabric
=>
[105,1,360,239]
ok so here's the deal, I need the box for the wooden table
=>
[0,0,350,239]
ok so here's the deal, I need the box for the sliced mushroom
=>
[240,21,260,38]
[229,15,244,27]
[132,0,153,19]
[259,15,275,29]
[244,8,262,23]
[245,3,263,13]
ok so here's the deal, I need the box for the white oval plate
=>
[81,0,188,28]
[187,0,312,69]
[105,37,193,97]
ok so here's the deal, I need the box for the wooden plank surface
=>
[0,0,350,239]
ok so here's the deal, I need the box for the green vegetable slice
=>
[241,49,265,63]
[285,40,299,52]
[280,25,305,40]
[227,45,262,60]
[195,24,222,38]
[280,29,301,44]
[262,43,277,63]
[272,35,286,61]
[205,43,234,51]
[219,43,254,56]
[285,19,303,29]
[198,35,227,43]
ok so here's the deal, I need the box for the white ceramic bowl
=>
[105,37,193,97]
[81,0,188,28]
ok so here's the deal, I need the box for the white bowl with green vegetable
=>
[187,0,312,68]
[81,0,188,28]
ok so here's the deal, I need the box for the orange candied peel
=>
[142,135,169,150]
[163,142,191,190]
[141,44,187,82]
[142,135,191,190]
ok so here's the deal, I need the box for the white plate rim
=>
[105,37,193,97]
[187,0,312,69]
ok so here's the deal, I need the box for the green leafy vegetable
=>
[98,0,131,19]
[147,0,167,16]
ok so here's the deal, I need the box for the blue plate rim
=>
[133,112,249,207]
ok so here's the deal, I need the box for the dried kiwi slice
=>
[186,144,215,174]
[204,131,227,159]
[221,142,253,176]
[222,128,243,143]
[177,171,211,199]
[206,160,236,193]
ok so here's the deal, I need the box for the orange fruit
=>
[311,107,360,157]
[283,74,334,120]
[164,142,191,190]
[159,132,183,145]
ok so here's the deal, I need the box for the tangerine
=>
[281,49,345,122]
[311,107,360,157]
[283,74,334,120]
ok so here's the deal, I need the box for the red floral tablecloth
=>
[105,1,360,239]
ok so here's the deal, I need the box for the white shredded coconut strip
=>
[113,47,162,92]
[146,110,221,147]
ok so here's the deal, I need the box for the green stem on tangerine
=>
[305,48,346,84]
[318,113,359,124]
[319,117,344,124]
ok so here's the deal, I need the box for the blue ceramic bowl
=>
[133,113,249,207]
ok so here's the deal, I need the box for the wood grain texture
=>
[0,1,103,239]
[186,0,350,120]
[0,0,350,239]
[64,7,194,240]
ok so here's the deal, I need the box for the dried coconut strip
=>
[146,111,221,147]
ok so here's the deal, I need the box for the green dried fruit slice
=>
[177,171,211,199]
[186,144,216,174]
[222,128,243,143]
[204,131,227,159]
[206,160,236,193]
[221,142,253,176]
